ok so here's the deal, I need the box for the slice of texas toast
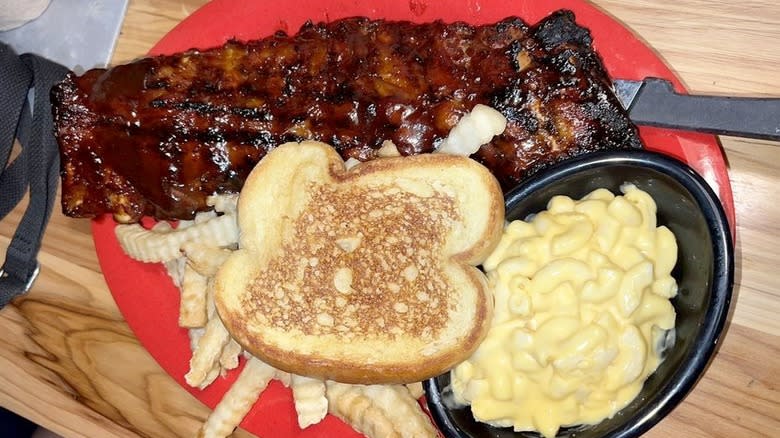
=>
[214,141,503,384]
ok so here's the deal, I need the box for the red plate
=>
[93,1,735,437]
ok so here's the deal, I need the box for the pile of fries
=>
[116,195,437,438]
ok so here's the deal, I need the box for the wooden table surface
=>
[1,0,778,437]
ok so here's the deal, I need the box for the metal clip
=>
[0,261,40,294]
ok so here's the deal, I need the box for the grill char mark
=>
[52,10,641,222]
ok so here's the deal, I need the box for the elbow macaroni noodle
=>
[451,184,678,438]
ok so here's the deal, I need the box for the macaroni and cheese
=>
[451,184,678,438]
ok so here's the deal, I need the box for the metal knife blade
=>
[613,77,780,141]
[613,79,644,110]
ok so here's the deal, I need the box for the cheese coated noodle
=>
[451,184,678,438]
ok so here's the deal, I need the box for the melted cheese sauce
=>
[451,185,678,437]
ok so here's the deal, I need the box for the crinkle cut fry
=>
[114,213,238,263]
[180,263,208,328]
[326,381,440,438]
[198,357,276,438]
[208,193,239,215]
[219,338,242,374]
[326,382,400,438]
[163,255,186,287]
[290,375,328,429]
[359,384,438,438]
[406,382,424,400]
[186,305,231,388]
[182,242,233,277]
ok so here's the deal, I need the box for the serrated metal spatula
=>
[613,78,780,141]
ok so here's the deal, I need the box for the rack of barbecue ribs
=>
[51,10,642,222]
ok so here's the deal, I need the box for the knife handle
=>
[628,78,780,141]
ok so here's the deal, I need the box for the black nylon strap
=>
[0,43,67,308]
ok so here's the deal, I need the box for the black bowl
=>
[425,150,734,438]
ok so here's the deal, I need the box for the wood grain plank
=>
[721,138,780,337]
[594,0,780,95]
[112,0,209,64]
[646,325,779,437]
[0,1,778,437]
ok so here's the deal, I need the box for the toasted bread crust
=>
[215,141,502,383]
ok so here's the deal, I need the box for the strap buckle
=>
[0,261,40,294]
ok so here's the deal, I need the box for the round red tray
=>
[93,1,735,437]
